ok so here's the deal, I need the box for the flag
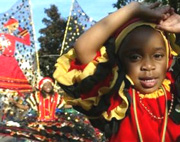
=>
[60,0,96,55]
[0,0,39,95]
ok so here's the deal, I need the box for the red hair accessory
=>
[113,18,140,39]
[4,18,18,27]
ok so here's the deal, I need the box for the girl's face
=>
[42,81,53,93]
[119,26,167,94]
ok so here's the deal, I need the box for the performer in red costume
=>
[2,77,106,142]
[0,18,32,93]
[29,77,64,121]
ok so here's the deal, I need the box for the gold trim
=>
[133,88,143,142]
[133,86,168,142]
[0,76,29,82]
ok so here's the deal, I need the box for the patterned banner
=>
[0,0,39,95]
[60,0,96,55]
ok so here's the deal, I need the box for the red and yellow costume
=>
[38,91,59,121]
[26,77,63,121]
[0,18,32,94]
[53,21,180,142]
[1,77,106,141]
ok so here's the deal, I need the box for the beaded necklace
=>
[139,92,174,120]
[133,86,171,142]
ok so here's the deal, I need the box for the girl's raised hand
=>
[135,2,173,21]
[156,13,180,33]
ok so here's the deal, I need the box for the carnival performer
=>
[3,77,106,142]
[8,77,64,121]
[27,77,64,121]
[53,2,180,142]
[0,18,32,94]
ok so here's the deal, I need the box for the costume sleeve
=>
[53,45,129,121]
[26,93,38,111]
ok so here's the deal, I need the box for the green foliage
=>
[113,0,140,9]
[38,5,67,78]
[113,0,127,9]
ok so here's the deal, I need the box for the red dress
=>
[29,91,62,121]
[53,47,180,142]
[110,86,180,142]
[0,30,32,93]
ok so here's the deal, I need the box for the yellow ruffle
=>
[62,66,129,121]
[53,46,108,86]
[102,80,129,121]
[54,47,130,121]
[63,66,119,110]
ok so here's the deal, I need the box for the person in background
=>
[7,77,106,142]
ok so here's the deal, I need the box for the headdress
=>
[38,77,54,91]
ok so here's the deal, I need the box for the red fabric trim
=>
[0,76,29,82]
[68,59,87,72]
[107,92,122,115]
[0,82,32,91]
[80,73,112,99]
[166,71,174,84]
[113,18,140,38]
[68,51,101,72]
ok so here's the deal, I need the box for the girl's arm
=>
[74,2,172,64]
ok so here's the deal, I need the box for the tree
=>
[113,0,180,14]
[38,5,67,78]
[113,0,139,9]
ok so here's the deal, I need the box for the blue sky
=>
[0,0,117,48]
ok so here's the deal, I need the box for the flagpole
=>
[28,0,41,85]
[60,0,75,56]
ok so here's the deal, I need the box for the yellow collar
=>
[138,79,171,99]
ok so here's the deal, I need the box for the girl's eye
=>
[129,54,141,62]
[154,53,164,60]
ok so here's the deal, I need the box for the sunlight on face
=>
[118,26,167,94]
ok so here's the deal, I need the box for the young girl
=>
[53,2,180,142]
